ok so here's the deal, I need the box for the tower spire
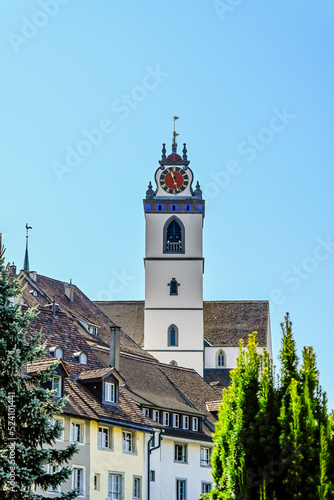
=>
[23,223,32,271]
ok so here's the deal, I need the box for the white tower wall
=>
[143,143,205,376]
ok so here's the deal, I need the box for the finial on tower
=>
[146,181,155,198]
[172,116,179,153]
[23,223,32,271]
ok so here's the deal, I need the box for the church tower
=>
[143,130,205,376]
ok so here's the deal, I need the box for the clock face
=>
[160,167,189,194]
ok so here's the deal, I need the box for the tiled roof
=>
[204,368,232,391]
[158,363,220,429]
[95,300,269,347]
[119,355,202,415]
[94,301,145,344]
[203,300,269,346]
[25,308,105,377]
[63,380,153,428]
[77,367,115,381]
[25,309,154,430]
[205,401,221,412]
[19,272,155,361]
[26,359,60,375]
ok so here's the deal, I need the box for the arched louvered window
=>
[163,216,185,254]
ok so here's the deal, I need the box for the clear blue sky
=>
[1,1,334,409]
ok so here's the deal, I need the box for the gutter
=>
[147,429,163,500]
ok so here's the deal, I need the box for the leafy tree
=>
[0,235,77,499]
[209,313,334,500]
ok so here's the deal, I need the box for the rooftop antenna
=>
[23,223,32,271]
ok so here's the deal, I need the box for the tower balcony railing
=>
[166,240,182,252]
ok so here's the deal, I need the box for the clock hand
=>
[171,172,178,189]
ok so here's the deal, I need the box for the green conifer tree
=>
[209,313,334,500]
[0,235,77,499]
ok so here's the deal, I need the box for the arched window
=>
[216,350,225,367]
[169,360,178,366]
[163,216,185,254]
[73,351,88,365]
[79,352,87,365]
[168,324,179,347]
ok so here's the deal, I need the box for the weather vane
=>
[173,116,179,143]
[26,223,32,237]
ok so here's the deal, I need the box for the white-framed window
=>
[123,430,135,453]
[201,482,212,493]
[142,408,149,416]
[173,413,179,428]
[52,376,62,398]
[176,479,187,500]
[105,382,115,402]
[94,473,100,491]
[162,411,169,426]
[72,466,85,496]
[70,420,84,444]
[133,476,142,499]
[152,409,159,422]
[88,326,97,335]
[108,472,123,499]
[192,417,198,431]
[182,415,189,430]
[47,464,60,493]
[216,349,225,367]
[174,444,187,463]
[200,447,211,466]
[53,417,64,441]
[98,426,112,449]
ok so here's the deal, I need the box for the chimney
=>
[65,279,74,303]
[29,271,37,282]
[9,262,17,275]
[52,299,59,317]
[110,326,121,371]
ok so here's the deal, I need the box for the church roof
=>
[94,299,269,347]
[203,300,269,347]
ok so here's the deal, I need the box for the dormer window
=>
[79,353,87,365]
[88,326,97,335]
[55,347,63,359]
[50,346,63,359]
[105,382,115,403]
[77,368,123,407]
[52,376,62,398]
[74,352,88,365]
